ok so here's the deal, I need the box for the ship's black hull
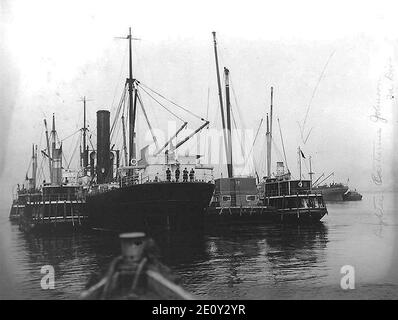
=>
[85,182,215,233]
[205,206,327,225]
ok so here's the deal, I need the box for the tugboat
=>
[208,161,327,224]
[85,29,215,233]
[205,32,326,224]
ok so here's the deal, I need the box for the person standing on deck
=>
[189,168,195,182]
[166,168,171,182]
[183,168,188,182]
[175,167,180,182]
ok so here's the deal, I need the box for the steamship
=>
[305,165,349,201]
[85,29,215,233]
[312,182,349,201]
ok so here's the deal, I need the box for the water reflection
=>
[9,222,328,299]
[172,223,329,299]
[2,192,397,299]
[13,230,118,299]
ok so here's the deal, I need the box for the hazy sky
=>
[1,0,398,206]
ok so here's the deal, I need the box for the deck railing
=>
[119,171,214,187]
[28,192,86,203]
[263,189,324,197]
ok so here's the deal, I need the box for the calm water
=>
[1,191,398,300]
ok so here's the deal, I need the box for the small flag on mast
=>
[300,148,306,159]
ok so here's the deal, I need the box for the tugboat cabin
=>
[261,176,325,210]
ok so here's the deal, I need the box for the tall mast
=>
[127,27,136,162]
[309,156,314,190]
[266,87,273,178]
[270,87,274,135]
[31,144,34,186]
[121,114,128,166]
[82,96,88,173]
[212,32,229,173]
[266,113,270,178]
[132,90,138,159]
[277,118,289,173]
[79,96,91,174]
[51,113,56,154]
[116,28,140,163]
[298,147,302,181]
[51,114,56,183]
[224,67,233,178]
[269,87,273,174]
[44,119,52,184]
[31,144,37,190]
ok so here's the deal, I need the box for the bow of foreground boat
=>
[80,232,194,300]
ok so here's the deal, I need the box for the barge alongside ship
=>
[18,115,88,232]
[20,184,86,232]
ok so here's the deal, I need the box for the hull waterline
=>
[86,182,215,233]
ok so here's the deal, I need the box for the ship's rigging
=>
[298,50,336,145]
[108,28,210,169]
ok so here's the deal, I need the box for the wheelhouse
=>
[260,177,326,210]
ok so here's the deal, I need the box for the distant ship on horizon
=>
[312,182,349,201]
[342,189,363,201]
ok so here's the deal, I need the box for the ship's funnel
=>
[96,110,111,184]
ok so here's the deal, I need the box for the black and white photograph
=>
[1,0,398,304]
